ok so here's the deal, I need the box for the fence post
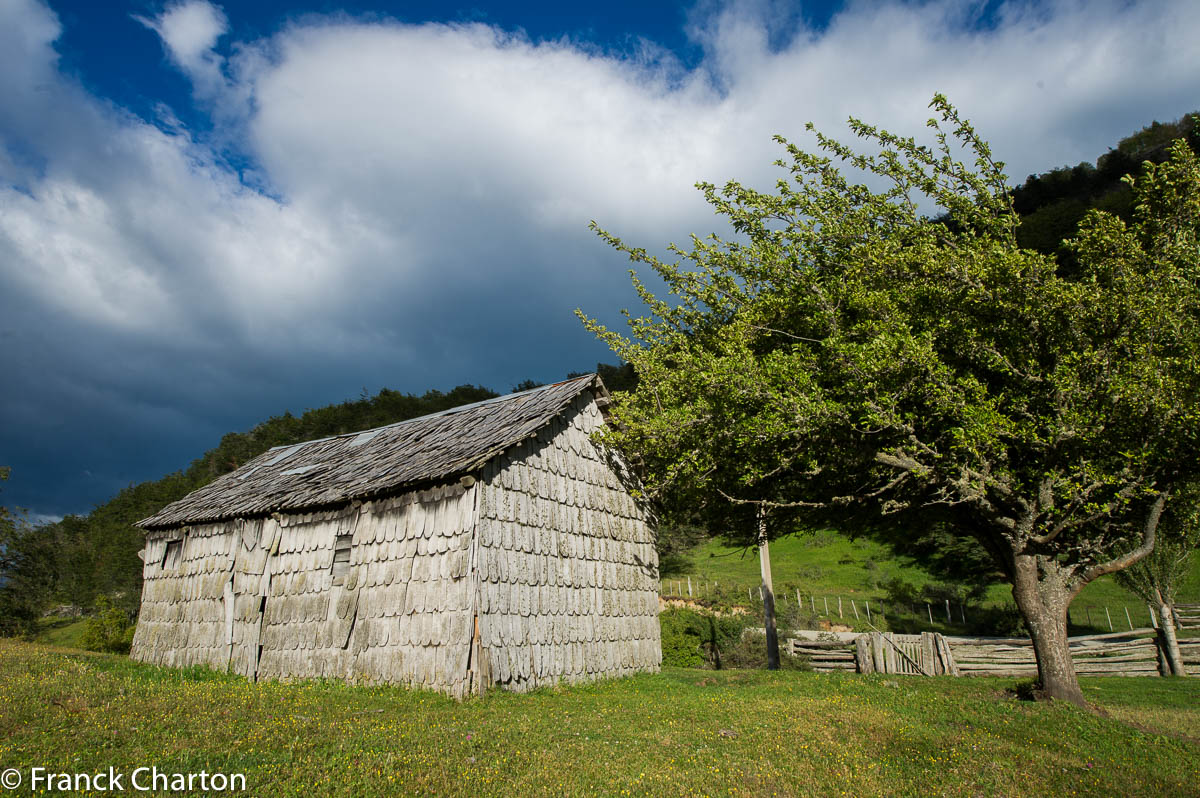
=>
[1124,606,1133,631]
[687,577,692,597]
[852,600,859,620]
[865,601,871,624]
[824,596,830,616]
[1105,606,1114,632]
[838,597,843,618]
[927,603,934,624]
[945,599,952,623]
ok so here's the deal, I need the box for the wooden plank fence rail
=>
[787,628,1199,677]
[787,639,858,672]
[1176,603,1200,630]
[944,629,1162,678]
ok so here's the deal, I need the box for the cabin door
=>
[227,518,280,679]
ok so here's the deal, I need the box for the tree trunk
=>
[1011,553,1086,706]
[759,518,779,671]
[1159,602,1187,676]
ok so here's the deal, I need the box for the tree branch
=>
[1073,491,1167,597]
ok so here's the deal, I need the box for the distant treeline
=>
[0,363,634,634]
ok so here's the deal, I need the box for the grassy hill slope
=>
[663,531,1200,636]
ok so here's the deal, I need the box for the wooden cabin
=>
[131,375,661,696]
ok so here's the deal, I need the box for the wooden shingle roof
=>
[139,374,606,529]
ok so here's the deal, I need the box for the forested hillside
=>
[1013,113,1199,261]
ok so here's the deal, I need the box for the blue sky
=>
[2,0,1199,521]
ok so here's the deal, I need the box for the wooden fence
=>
[1177,603,1200,630]
[786,628,1200,677]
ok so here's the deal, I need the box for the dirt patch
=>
[821,620,854,632]
[659,597,750,616]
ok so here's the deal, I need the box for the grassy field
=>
[1,640,1197,797]
[663,531,1200,635]
[34,617,89,648]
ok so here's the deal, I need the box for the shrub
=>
[659,607,753,668]
[723,631,810,670]
[80,595,135,654]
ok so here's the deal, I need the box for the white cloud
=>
[136,0,230,99]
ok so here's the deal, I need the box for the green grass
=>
[0,641,1197,796]
[34,617,89,649]
[663,531,1200,635]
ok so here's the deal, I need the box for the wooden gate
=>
[853,632,959,676]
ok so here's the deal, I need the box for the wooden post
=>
[838,597,843,618]
[811,595,817,614]
[921,632,937,675]
[824,596,829,616]
[927,603,934,624]
[758,515,780,671]
[687,577,692,597]
[959,603,966,624]
[851,600,859,620]
[865,601,872,624]
[797,588,802,609]
[854,635,873,674]
[1124,606,1133,631]
[945,599,952,623]
[1105,606,1114,632]
[1149,604,1158,629]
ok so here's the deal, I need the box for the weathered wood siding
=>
[132,484,477,695]
[316,483,476,695]
[475,395,661,691]
[133,521,239,670]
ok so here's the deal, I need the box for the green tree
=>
[1113,483,1199,676]
[580,96,1200,705]
[0,468,61,636]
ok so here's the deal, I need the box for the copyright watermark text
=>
[1,766,246,792]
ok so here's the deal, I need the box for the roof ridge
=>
[264,373,598,453]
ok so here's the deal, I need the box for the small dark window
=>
[331,533,352,583]
[162,540,183,570]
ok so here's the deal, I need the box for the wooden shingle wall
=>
[132,483,477,696]
[133,521,239,670]
[476,394,662,691]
